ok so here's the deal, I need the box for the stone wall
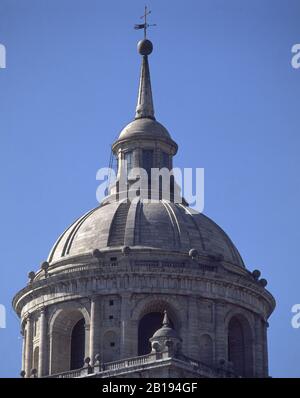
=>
[14,251,274,378]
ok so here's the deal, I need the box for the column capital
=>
[90,294,99,303]
[25,313,33,323]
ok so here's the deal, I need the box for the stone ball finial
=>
[122,246,131,256]
[137,39,153,55]
[84,357,91,365]
[259,278,268,288]
[28,271,35,283]
[41,261,49,271]
[252,269,261,280]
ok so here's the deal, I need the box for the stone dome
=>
[48,198,244,268]
[117,118,171,141]
[151,325,178,339]
[151,311,180,340]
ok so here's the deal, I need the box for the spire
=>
[135,39,155,120]
[162,310,170,327]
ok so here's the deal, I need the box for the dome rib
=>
[161,200,181,250]
[48,207,98,263]
[177,204,206,251]
[63,207,99,257]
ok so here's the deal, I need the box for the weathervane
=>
[134,5,156,39]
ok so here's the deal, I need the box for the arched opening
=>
[70,318,85,370]
[138,312,174,355]
[199,334,213,366]
[50,309,89,375]
[228,315,253,377]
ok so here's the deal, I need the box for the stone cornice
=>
[13,259,275,320]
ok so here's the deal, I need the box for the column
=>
[254,315,264,377]
[185,297,198,358]
[214,301,227,365]
[38,308,47,377]
[262,321,269,377]
[89,296,100,363]
[21,326,26,372]
[24,315,33,378]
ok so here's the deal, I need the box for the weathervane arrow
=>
[134,5,156,39]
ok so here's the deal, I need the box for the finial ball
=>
[137,39,153,55]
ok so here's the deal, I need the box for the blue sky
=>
[0,0,299,377]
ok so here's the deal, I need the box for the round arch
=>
[132,296,183,329]
[225,312,254,377]
[132,297,182,356]
[49,306,90,375]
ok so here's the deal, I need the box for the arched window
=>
[199,334,213,365]
[138,312,174,355]
[70,318,85,370]
[124,151,133,175]
[228,315,253,377]
[50,309,88,375]
[142,149,154,176]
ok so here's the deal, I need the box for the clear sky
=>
[0,0,299,377]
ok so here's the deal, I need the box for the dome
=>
[48,199,244,268]
[151,311,179,339]
[152,326,178,339]
[117,118,171,141]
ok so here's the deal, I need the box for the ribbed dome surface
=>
[48,199,244,268]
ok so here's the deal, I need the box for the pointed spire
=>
[162,310,170,327]
[135,39,155,120]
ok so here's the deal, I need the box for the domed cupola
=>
[110,38,178,200]
[149,310,182,357]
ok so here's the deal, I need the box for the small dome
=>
[151,310,180,340]
[117,118,171,141]
[48,199,244,268]
[151,325,178,339]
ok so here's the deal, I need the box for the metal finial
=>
[134,5,156,39]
